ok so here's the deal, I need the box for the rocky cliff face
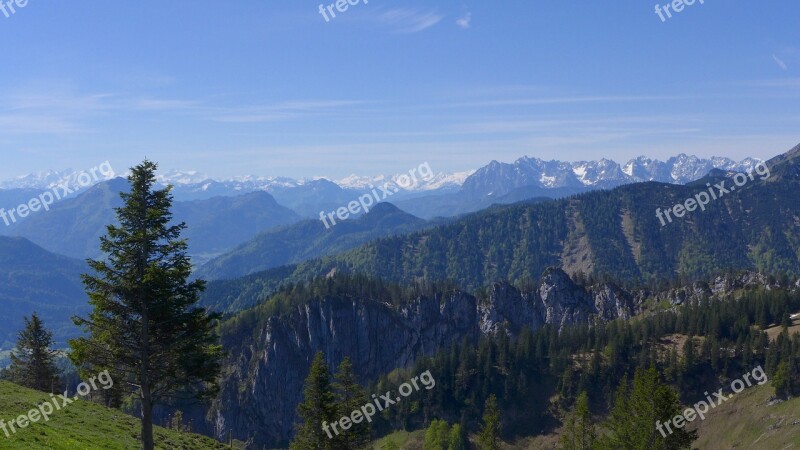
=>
[478,268,635,335]
[202,269,798,447]
[207,268,633,447]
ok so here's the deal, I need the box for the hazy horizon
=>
[2,1,798,178]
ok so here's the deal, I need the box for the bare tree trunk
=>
[141,283,154,450]
[141,391,154,450]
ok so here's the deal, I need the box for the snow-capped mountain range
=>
[461,154,762,197]
[0,154,761,200]
[0,167,474,195]
[0,169,85,190]
[335,170,475,192]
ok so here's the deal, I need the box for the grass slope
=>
[691,383,800,450]
[0,381,225,450]
[372,430,425,449]
[370,384,800,449]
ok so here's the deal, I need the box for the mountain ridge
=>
[0,236,88,346]
[4,178,303,263]
[1,153,759,198]
[195,202,427,281]
[199,144,799,313]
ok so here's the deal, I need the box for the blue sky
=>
[1,0,799,179]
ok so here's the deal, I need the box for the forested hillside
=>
[196,202,427,281]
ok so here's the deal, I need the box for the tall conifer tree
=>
[70,160,222,450]
[332,357,371,449]
[291,352,337,450]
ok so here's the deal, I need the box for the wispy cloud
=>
[377,9,443,33]
[0,114,84,135]
[436,95,688,109]
[208,100,368,123]
[456,12,472,29]
[6,92,116,114]
[0,84,371,132]
[132,98,203,111]
[772,54,788,70]
[741,78,800,88]
[0,90,115,135]
[444,116,705,135]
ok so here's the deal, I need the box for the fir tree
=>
[772,361,792,399]
[424,419,451,450]
[478,394,501,450]
[448,424,468,450]
[69,160,223,450]
[291,352,337,450]
[598,374,632,449]
[332,357,371,449]
[598,368,696,449]
[559,391,595,450]
[4,313,60,392]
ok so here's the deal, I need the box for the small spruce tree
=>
[772,361,792,398]
[478,394,501,450]
[332,357,371,449]
[559,391,595,450]
[291,352,337,450]
[5,313,60,392]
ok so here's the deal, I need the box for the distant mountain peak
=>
[462,153,761,197]
[365,201,400,214]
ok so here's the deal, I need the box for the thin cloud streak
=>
[0,89,372,129]
[737,78,800,88]
[426,95,691,109]
[376,9,443,33]
[772,54,788,70]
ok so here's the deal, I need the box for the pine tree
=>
[5,313,60,392]
[666,346,679,382]
[332,357,371,449]
[682,337,695,376]
[772,361,791,398]
[291,352,337,450]
[597,375,632,449]
[424,419,451,450]
[559,391,595,450]
[597,368,696,449]
[448,424,468,450]
[69,160,223,450]
[781,311,792,330]
[478,394,501,450]
[560,404,577,449]
[169,410,187,432]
